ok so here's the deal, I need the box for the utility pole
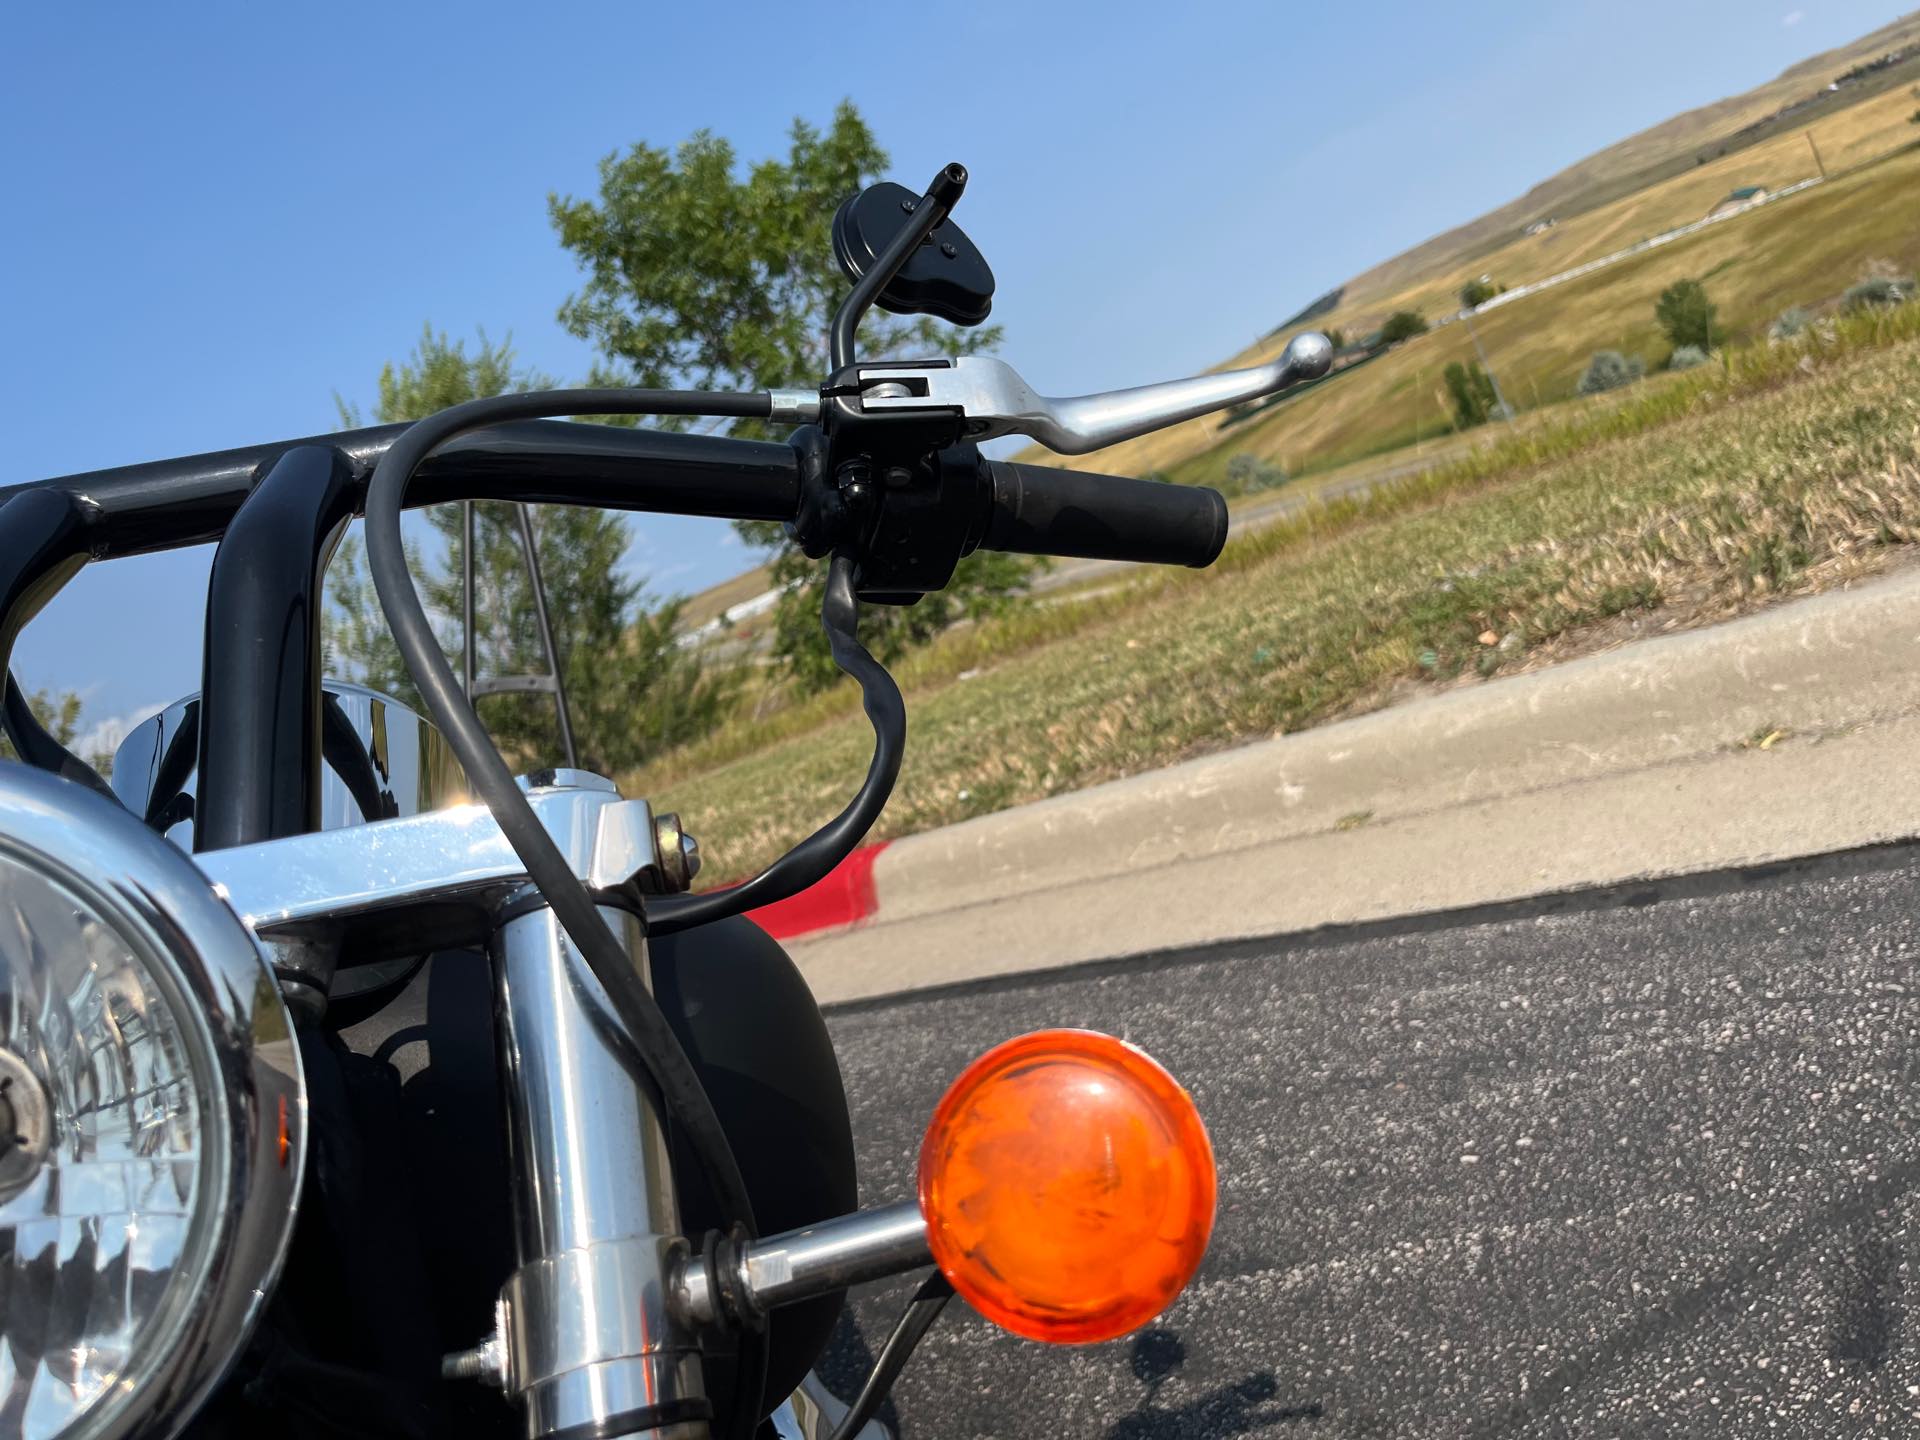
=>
[1462,310,1516,422]
[1805,129,1827,181]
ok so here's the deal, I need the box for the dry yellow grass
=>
[1031,67,1920,485]
[677,561,775,630]
[1323,12,1920,321]
[1034,127,1920,489]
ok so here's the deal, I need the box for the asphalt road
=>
[813,842,1920,1437]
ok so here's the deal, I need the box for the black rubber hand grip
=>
[982,461,1229,568]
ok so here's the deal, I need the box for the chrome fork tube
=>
[493,884,709,1437]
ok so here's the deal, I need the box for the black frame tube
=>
[0,421,798,819]
[194,445,356,852]
[2,420,801,559]
[0,488,115,796]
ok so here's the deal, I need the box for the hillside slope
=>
[1333,12,1920,324]
[682,14,1920,625]
[1017,11,1920,482]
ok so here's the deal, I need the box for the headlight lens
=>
[0,765,304,1440]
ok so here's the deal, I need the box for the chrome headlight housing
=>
[0,764,305,1440]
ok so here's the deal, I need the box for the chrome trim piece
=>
[195,790,662,940]
[767,388,823,425]
[674,1202,931,1328]
[0,763,305,1440]
[109,682,468,851]
[858,332,1334,454]
[492,873,709,1437]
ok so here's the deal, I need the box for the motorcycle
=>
[0,164,1330,1440]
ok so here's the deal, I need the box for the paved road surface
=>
[815,842,1920,1437]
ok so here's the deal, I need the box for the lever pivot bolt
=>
[652,812,701,894]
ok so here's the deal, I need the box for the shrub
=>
[1845,275,1915,312]
[1655,278,1718,351]
[1768,307,1811,341]
[1460,277,1499,308]
[1379,310,1429,344]
[1221,453,1288,497]
[1577,350,1645,395]
[1667,344,1710,371]
[1444,359,1500,429]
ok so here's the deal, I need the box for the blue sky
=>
[0,0,1904,750]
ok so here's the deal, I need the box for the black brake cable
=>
[828,1272,955,1440]
[362,386,774,1436]
[648,553,904,935]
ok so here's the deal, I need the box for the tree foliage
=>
[1459,277,1499,309]
[1444,360,1500,429]
[548,102,1035,686]
[1379,310,1429,344]
[326,327,732,773]
[1654,279,1717,352]
[0,687,114,775]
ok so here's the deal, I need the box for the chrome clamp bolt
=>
[651,812,701,894]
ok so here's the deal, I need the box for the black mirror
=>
[831,180,995,328]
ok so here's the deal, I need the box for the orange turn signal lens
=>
[916,1028,1216,1344]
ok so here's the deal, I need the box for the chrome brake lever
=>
[855,331,1333,455]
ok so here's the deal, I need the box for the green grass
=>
[632,301,1920,884]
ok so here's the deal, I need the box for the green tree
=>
[1459,277,1499,309]
[326,326,733,773]
[1443,360,1499,429]
[548,101,1035,690]
[1379,310,1428,344]
[1654,279,1718,353]
[0,686,115,775]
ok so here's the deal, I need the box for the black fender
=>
[651,913,861,1416]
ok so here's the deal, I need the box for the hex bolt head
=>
[652,812,698,894]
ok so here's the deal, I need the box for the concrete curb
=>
[787,564,1920,1001]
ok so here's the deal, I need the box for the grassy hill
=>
[1321,11,1920,333]
[639,303,1920,884]
[681,14,1920,626]
[643,17,1920,880]
[1032,50,1920,485]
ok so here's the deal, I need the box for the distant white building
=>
[1708,184,1769,219]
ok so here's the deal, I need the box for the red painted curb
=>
[740,841,890,940]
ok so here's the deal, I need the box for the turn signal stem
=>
[673,1202,931,1330]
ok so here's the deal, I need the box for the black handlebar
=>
[982,461,1229,569]
[7,422,1232,575]
[2,420,802,559]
